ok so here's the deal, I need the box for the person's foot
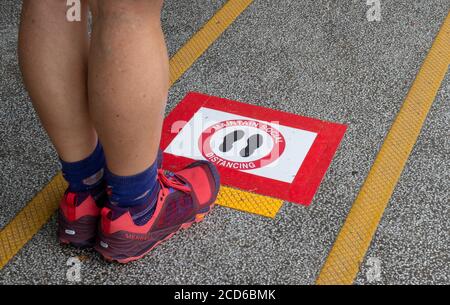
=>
[58,149,164,248]
[95,160,220,263]
[58,188,106,248]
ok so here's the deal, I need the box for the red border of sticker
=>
[160,92,347,205]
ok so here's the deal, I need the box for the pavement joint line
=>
[0,0,259,271]
[316,11,450,285]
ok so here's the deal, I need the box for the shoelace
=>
[157,169,191,194]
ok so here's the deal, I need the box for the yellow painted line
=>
[0,0,262,270]
[316,12,450,285]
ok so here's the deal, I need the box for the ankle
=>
[61,140,106,193]
[105,160,159,208]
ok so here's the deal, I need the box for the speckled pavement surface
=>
[0,0,448,284]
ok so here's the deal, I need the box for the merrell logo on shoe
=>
[125,230,168,241]
[124,233,150,241]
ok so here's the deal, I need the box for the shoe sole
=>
[96,203,214,264]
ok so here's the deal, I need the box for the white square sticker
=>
[165,107,317,183]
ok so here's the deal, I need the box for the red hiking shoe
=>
[58,189,105,248]
[58,150,164,249]
[94,160,220,263]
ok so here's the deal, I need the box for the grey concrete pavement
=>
[0,0,449,284]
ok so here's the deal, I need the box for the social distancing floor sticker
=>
[160,92,347,214]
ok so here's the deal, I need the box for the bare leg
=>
[19,0,97,162]
[88,0,169,176]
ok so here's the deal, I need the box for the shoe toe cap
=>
[177,160,220,206]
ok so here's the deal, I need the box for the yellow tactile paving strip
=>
[217,186,283,218]
[0,174,67,269]
[316,11,450,285]
[0,0,269,271]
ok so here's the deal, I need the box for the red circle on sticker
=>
[199,119,286,170]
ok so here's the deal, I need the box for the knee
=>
[89,0,164,23]
[23,0,88,17]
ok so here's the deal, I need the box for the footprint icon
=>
[219,130,245,152]
[240,134,263,158]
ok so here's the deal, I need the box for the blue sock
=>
[60,141,106,194]
[105,160,160,210]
